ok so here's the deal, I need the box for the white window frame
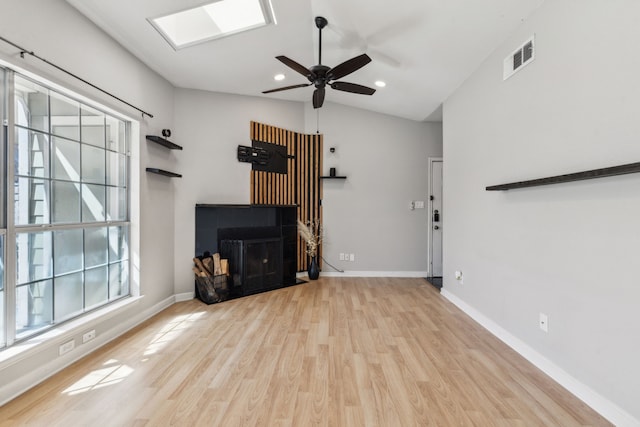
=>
[1,67,134,349]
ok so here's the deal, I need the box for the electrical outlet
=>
[59,339,75,356]
[339,253,345,261]
[455,270,463,284]
[349,253,355,262]
[539,313,549,332]
[82,329,96,343]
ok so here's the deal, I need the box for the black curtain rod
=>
[0,35,154,119]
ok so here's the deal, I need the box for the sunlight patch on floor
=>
[143,311,205,356]
[62,359,134,396]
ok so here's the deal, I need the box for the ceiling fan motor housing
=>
[310,64,331,87]
[315,16,328,29]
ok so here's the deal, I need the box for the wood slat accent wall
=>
[250,121,323,271]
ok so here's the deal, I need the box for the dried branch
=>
[298,219,323,257]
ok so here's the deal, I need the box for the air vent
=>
[503,36,535,80]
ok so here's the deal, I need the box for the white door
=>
[429,159,443,277]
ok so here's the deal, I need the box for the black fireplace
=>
[220,237,282,296]
[195,204,297,298]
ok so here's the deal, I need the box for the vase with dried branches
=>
[297,219,322,280]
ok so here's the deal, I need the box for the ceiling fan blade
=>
[262,83,311,94]
[313,88,325,109]
[276,55,314,79]
[328,54,371,80]
[330,81,376,95]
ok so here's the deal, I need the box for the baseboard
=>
[317,271,429,278]
[440,289,639,427]
[174,291,194,302]
[0,294,175,406]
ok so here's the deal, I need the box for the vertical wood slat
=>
[250,121,322,272]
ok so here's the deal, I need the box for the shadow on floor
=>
[425,277,442,290]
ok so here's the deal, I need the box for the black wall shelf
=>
[486,162,640,191]
[146,135,183,150]
[320,176,347,180]
[146,168,182,178]
[146,134,182,178]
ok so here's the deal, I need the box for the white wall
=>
[443,0,640,424]
[0,0,176,403]
[172,89,304,294]
[172,91,443,291]
[304,102,442,274]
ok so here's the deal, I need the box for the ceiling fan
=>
[262,16,376,109]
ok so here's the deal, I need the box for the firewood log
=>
[213,253,222,275]
[202,257,214,275]
[193,257,210,276]
[220,259,229,276]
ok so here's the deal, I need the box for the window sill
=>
[0,295,144,369]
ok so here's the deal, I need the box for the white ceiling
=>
[66,0,544,122]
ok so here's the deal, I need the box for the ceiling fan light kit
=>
[262,16,376,108]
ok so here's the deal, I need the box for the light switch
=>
[415,201,425,209]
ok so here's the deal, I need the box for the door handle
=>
[434,225,439,230]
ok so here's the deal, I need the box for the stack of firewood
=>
[192,253,229,283]
[193,253,230,303]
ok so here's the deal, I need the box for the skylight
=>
[149,0,275,50]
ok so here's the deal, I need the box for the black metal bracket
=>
[238,145,269,165]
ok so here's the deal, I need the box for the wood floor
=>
[0,277,611,426]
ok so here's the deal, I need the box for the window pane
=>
[81,106,105,148]
[54,229,83,276]
[15,177,50,225]
[85,266,108,308]
[52,137,80,181]
[52,126,80,142]
[0,236,4,347]
[54,272,83,321]
[0,236,4,292]
[106,116,126,154]
[106,151,126,187]
[81,144,105,184]
[15,128,50,178]
[81,184,106,222]
[15,77,49,133]
[52,181,81,223]
[0,69,4,230]
[50,92,80,141]
[85,227,108,268]
[109,226,129,262]
[16,231,53,284]
[16,280,53,339]
[107,187,127,221]
[0,289,4,347]
[10,74,131,343]
[109,261,129,300]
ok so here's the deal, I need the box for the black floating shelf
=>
[146,135,183,150]
[146,168,182,178]
[486,162,640,191]
[320,176,347,180]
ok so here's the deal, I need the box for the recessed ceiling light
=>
[375,81,387,88]
[274,74,285,81]
[149,0,276,50]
